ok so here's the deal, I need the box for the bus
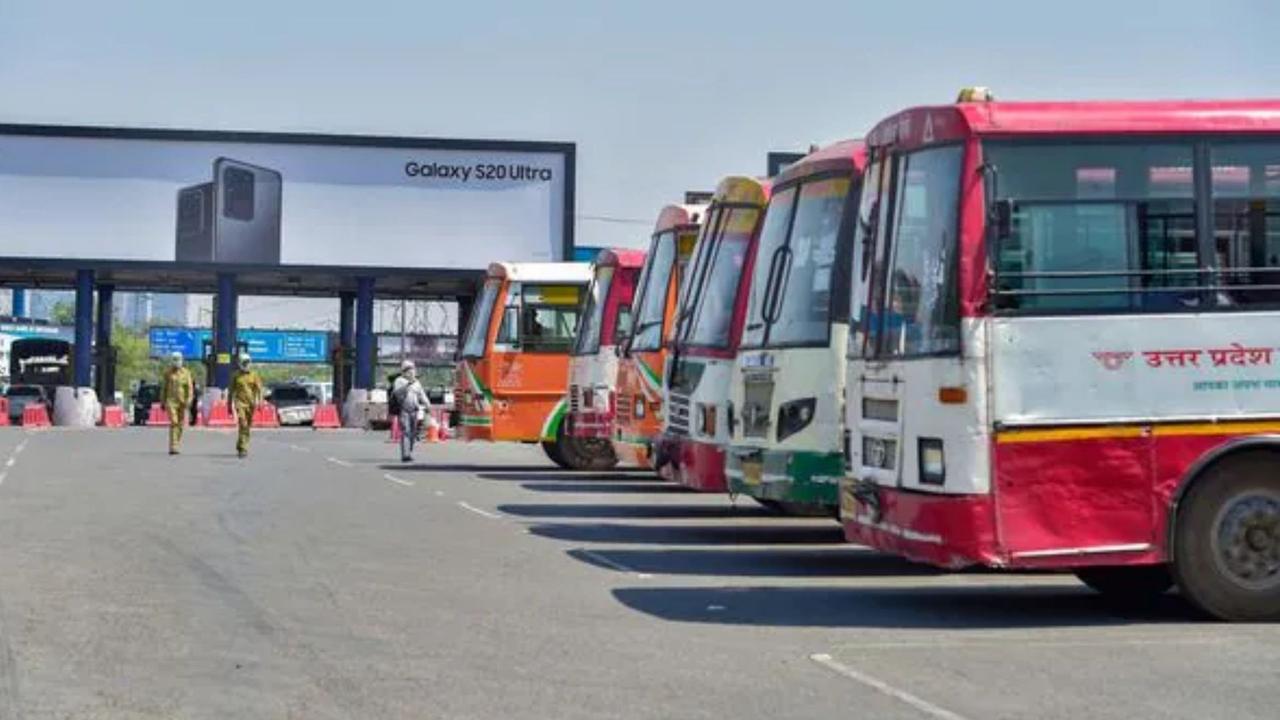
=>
[839,90,1280,621]
[565,248,647,469]
[456,262,596,468]
[655,176,770,491]
[612,204,705,468]
[726,140,866,514]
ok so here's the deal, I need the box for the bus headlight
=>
[776,397,816,442]
[918,437,946,486]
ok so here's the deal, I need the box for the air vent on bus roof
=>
[957,86,994,102]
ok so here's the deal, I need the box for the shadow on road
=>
[612,584,1201,629]
[379,464,559,474]
[498,503,770,520]
[478,470,657,483]
[520,481,692,494]
[528,521,843,545]
[568,546,945,578]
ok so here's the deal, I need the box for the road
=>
[0,427,1275,719]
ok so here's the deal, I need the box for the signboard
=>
[0,322,75,380]
[992,315,1280,425]
[149,327,329,363]
[0,126,572,270]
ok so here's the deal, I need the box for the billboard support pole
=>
[213,273,237,389]
[337,291,355,400]
[355,277,375,390]
[74,269,94,388]
[95,284,115,402]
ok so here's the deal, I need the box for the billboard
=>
[0,126,573,270]
[149,327,329,363]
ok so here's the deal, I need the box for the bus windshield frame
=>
[460,278,501,358]
[741,171,857,349]
[627,230,678,353]
[572,265,615,356]
[679,204,761,349]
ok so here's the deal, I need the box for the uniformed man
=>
[159,351,194,455]
[229,354,264,458]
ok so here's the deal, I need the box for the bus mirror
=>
[992,199,1013,241]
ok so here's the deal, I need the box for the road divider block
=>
[0,398,10,427]
[99,405,126,428]
[312,404,341,429]
[146,403,168,427]
[252,403,280,428]
[206,402,236,428]
[21,403,51,428]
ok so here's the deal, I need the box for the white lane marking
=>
[382,473,415,487]
[577,549,653,579]
[457,501,502,520]
[288,444,311,453]
[4,458,13,468]
[809,654,971,720]
[434,490,445,497]
[14,440,27,455]
[326,456,353,467]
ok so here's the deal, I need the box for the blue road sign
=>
[149,327,329,363]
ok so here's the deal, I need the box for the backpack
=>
[387,375,403,416]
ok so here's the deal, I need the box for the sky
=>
[1,0,1276,328]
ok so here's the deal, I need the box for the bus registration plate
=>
[741,458,763,485]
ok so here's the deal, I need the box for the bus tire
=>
[1173,451,1280,621]
[542,440,573,469]
[565,437,617,471]
[1074,565,1172,606]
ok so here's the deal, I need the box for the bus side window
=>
[496,306,520,346]
[1211,143,1280,306]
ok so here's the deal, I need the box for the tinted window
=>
[769,176,851,346]
[741,187,797,348]
[272,387,311,402]
[876,145,963,356]
[573,266,614,356]
[461,279,500,357]
[1211,142,1280,305]
[7,386,41,397]
[987,141,1198,312]
[686,207,758,347]
[629,231,678,352]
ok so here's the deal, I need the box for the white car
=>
[269,385,317,426]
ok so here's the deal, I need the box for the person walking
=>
[391,360,431,462]
[229,354,264,458]
[159,351,195,455]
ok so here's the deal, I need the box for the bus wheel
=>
[1074,565,1173,606]
[541,440,573,469]
[565,437,617,471]
[1174,452,1280,621]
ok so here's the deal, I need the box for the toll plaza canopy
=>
[0,123,577,397]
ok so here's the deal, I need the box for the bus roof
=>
[772,139,867,185]
[712,175,771,206]
[653,204,707,234]
[593,248,647,269]
[486,261,592,283]
[867,99,1280,152]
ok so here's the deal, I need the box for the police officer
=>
[229,354,264,458]
[159,351,195,455]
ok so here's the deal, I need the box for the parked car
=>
[269,384,317,426]
[6,384,48,424]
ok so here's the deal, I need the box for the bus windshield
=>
[629,231,677,352]
[495,283,582,353]
[684,207,759,347]
[743,176,852,347]
[461,279,500,358]
[572,266,614,356]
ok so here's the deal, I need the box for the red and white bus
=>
[840,91,1280,620]
[656,176,770,491]
[612,205,704,468]
[565,248,646,468]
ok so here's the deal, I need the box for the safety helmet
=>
[169,351,183,367]
[400,359,415,371]
[238,353,252,369]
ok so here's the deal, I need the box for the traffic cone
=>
[0,398,10,427]
[207,402,236,428]
[99,405,126,428]
[312,404,341,429]
[388,415,402,443]
[21,403,51,428]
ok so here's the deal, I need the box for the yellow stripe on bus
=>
[997,419,1280,444]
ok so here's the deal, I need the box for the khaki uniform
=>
[229,369,264,456]
[159,366,194,453]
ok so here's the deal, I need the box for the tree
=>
[50,300,75,326]
[112,324,161,398]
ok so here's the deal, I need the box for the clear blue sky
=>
[2,0,1275,251]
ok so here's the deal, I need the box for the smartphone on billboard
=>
[174,182,214,262]
[212,157,282,265]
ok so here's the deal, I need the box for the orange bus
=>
[564,248,647,469]
[611,205,705,467]
[456,261,593,467]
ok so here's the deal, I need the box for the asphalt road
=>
[0,427,1275,719]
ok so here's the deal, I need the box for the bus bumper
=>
[567,410,614,440]
[725,448,841,508]
[657,434,726,491]
[838,477,1000,570]
[457,413,495,441]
